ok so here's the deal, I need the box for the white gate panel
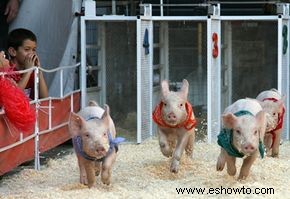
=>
[278,11,290,140]
[137,17,153,143]
[207,6,221,143]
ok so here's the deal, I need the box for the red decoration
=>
[152,101,197,130]
[212,32,219,58]
[0,77,36,133]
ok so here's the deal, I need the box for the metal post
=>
[136,18,142,143]
[112,0,116,15]
[160,0,163,16]
[207,4,221,143]
[60,69,63,98]
[34,67,40,170]
[80,18,87,109]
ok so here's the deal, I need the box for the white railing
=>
[0,63,81,170]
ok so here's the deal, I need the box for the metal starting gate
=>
[80,2,290,144]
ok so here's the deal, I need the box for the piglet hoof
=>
[170,161,179,173]
[101,170,111,185]
[87,182,96,188]
[227,167,236,176]
[238,175,247,181]
[216,156,225,171]
[101,178,111,186]
[271,153,279,158]
[80,176,88,185]
[160,143,172,157]
[238,172,249,180]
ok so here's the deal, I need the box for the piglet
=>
[152,79,197,173]
[69,101,123,188]
[216,98,266,180]
[256,89,285,157]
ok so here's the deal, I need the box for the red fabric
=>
[0,92,81,175]
[152,101,197,130]
[0,64,20,82]
[263,97,285,148]
[0,77,36,133]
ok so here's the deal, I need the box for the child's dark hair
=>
[7,28,37,50]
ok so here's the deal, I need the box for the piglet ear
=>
[179,79,189,100]
[255,110,266,140]
[88,100,98,107]
[277,95,286,112]
[102,104,110,126]
[69,112,84,137]
[161,80,170,99]
[222,113,237,129]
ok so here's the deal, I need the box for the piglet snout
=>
[167,112,177,121]
[243,144,256,154]
[96,146,106,154]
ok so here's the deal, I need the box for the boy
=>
[7,28,48,99]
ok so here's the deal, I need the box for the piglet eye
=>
[180,103,183,107]
[254,130,258,135]
[273,113,276,116]
[163,103,167,106]
[236,130,241,135]
[85,133,89,138]
[103,132,107,137]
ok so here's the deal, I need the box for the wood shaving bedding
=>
[0,139,289,198]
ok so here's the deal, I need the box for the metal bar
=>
[151,16,207,21]
[278,17,282,94]
[207,17,212,144]
[149,20,153,138]
[112,0,116,15]
[160,0,163,16]
[210,1,278,4]
[220,16,279,21]
[60,69,64,98]
[140,3,210,7]
[71,92,74,113]
[80,17,87,109]
[34,67,40,170]
[82,16,137,21]
[38,122,69,135]
[49,98,52,129]
[136,18,142,144]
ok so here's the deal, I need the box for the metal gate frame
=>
[80,2,290,144]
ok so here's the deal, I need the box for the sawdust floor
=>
[0,139,290,199]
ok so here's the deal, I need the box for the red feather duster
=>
[0,77,36,133]
[0,52,36,134]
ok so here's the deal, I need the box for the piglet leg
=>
[101,150,117,185]
[170,132,189,173]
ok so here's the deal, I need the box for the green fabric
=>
[259,140,265,159]
[217,128,244,158]
[234,110,253,117]
[217,110,265,158]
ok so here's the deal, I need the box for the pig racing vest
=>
[217,110,265,158]
[152,101,197,130]
[72,116,125,162]
[262,97,285,149]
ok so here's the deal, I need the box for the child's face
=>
[14,39,37,68]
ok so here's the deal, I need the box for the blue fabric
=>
[73,132,125,162]
[143,28,149,55]
[217,110,265,158]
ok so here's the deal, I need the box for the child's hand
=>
[33,54,41,67]
[0,51,10,68]
[24,53,40,68]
